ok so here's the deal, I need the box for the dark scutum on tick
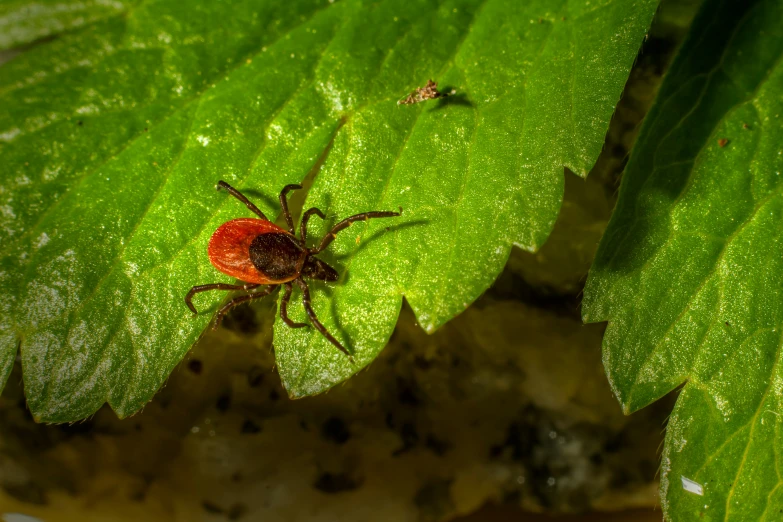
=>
[249,233,304,281]
[185,180,400,358]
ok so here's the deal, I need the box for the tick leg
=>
[213,284,277,329]
[185,283,259,314]
[300,207,326,245]
[296,278,353,361]
[312,211,401,254]
[217,180,269,220]
[280,282,308,328]
[279,184,303,234]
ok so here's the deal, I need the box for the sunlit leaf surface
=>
[0,0,657,421]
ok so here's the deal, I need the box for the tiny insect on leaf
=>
[397,79,452,105]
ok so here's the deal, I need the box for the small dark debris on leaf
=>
[187,359,203,374]
[718,138,729,147]
[77,120,83,126]
[742,123,750,129]
[398,79,453,106]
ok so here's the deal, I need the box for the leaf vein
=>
[724,326,783,520]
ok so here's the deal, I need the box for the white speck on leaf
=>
[35,233,50,248]
[681,476,703,496]
[75,105,99,115]
[0,128,21,142]
[0,204,15,219]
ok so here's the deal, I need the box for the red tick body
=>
[186,181,400,358]
[208,218,297,285]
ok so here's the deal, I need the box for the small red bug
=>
[185,180,400,357]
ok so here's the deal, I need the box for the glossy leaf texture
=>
[582,0,783,520]
[0,0,658,421]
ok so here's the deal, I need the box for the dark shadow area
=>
[196,285,281,316]
[428,88,474,111]
[331,218,429,263]
[487,267,583,320]
[0,280,672,519]
[285,117,347,227]
[235,188,277,213]
[588,0,759,276]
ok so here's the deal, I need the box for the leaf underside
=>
[0,0,657,422]
[582,0,783,520]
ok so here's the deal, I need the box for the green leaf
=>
[582,0,783,520]
[1,0,657,421]
[0,0,135,50]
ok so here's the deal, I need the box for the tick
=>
[185,181,400,357]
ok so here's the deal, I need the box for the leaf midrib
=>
[292,0,494,384]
